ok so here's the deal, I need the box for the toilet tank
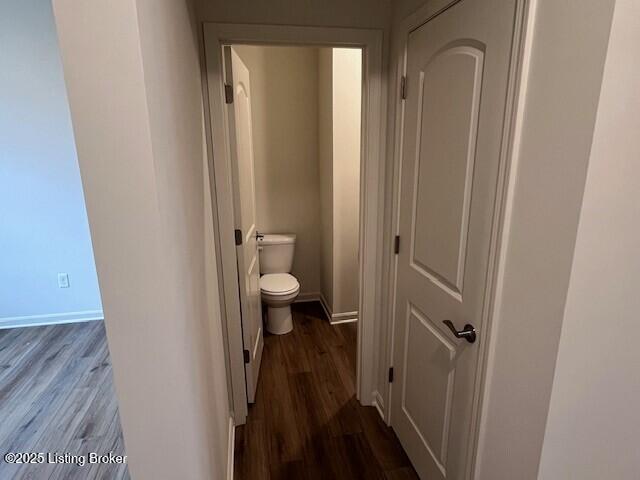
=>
[259,234,296,274]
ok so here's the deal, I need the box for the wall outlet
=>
[58,273,70,288]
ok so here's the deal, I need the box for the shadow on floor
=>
[234,302,418,480]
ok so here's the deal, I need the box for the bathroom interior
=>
[230,43,369,471]
[232,45,362,335]
[228,45,364,455]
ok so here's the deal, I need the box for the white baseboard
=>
[293,293,359,325]
[372,390,385,420]
[330,311,358,324]
[0,310,104,330]
[318,293,358,325]
[227,416,235,480]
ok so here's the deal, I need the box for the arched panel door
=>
[391,0,517,478]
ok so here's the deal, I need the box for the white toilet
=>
[258,234,300,335]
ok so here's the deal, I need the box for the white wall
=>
[203,128,234,480]
[53,0,230,478]
[196,0,391,31]
[474,1,616,477]
[331,49,361,316]
[232,45,360,314]
[538,1,640,477]
[0,0,101,325]
[318,48,362,318]
[233,45,322,295]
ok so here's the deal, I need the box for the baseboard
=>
[295,293,359,325]
[0,310,104,330]
[318,293,332,321]
[294,292,321,303]
[227,416,235,480]
[330,311,358,324]
[317,293,358,325]
[372,390,385,420]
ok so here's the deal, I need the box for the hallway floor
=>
[234,302,418,479]
[0,321,129,480]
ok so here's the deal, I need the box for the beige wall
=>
[202,127,232,480]
[196,0,390,30]
[331,49,362,315]
[474,1,616,478]
[318,48,334,307]
[233,45,322,295]
[317,48,362,318]
[233,45,361,307]
[538,1,640,477]
[53,0,230,478]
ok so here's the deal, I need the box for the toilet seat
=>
[260,273,299,295]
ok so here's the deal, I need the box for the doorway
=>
[222,42,366,405]
[203,24,385,427]
[204,24,400,478]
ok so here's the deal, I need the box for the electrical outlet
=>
[58,273,70,288]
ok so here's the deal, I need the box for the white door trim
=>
[202,23,386,425]
[383,0,534,478]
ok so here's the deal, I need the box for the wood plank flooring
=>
[234,302,418,480]
[0,321,129,480]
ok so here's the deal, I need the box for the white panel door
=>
[391,0,517,478]
[227,47,263,403]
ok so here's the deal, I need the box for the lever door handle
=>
[442,320,476,344]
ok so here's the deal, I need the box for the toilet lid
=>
[260,273,299,294]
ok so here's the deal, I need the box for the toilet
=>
[258,234,300,334]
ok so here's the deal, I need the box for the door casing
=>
[202,23,385,426]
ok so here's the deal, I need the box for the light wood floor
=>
[234,302,418,479]
[0,321,129,479]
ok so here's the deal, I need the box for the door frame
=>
[202,23,385,425]
[383,0,534,477]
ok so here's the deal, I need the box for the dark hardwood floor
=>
[0,321,129,480]
[234,302,418,480]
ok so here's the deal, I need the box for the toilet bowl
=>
[260,273,300,334]
[258,234,299,335]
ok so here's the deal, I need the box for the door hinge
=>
[400,76,407,100]
[394,235,400,254]
[225,84,234,104]
[388,367,394,383]
[243,349,250,364]
[234,229,242,246]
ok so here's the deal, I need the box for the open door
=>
[391,0,517,478]
[225,46,263,403]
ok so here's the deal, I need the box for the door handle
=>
[442,320,476,344]
[256,231,264,241]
